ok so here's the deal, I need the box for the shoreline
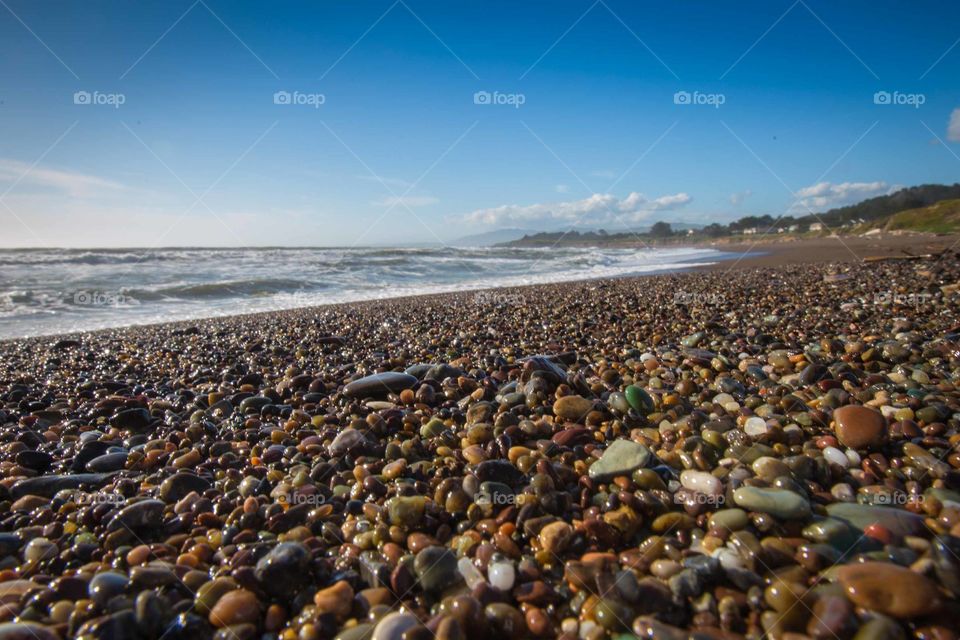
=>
[4,234,958,343]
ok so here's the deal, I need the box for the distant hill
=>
[798,183,960,227]
[858,199,960,234]
[452,228,534,246]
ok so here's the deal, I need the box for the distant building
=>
[809,222,824,231]
[686,228,695,235]
[777,227,786,233]
[788,224,800,232]
[743,227,758,235]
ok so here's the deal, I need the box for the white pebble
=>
[487,561,515,591]
[879,405,898,419]
[713,393,734,405]
[579,620,599,640]
[845,449,861,466]
[457,557,485,590]
[831,483,855,502]
[743,417,769,437]
[712,547,745,570]
[822,446,849,468]
[680,470,723,496]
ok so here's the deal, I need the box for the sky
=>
[1,0,959,247]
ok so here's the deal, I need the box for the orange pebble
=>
[177,553,199,568]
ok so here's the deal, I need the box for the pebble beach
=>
[1,251,960,640]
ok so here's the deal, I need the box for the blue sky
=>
[1,0,958,247]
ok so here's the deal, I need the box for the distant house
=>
[743,227,758,235]
[777,227,786,233]
[686,228,695,235]
[788,224,800,232]
[809,222,824,231]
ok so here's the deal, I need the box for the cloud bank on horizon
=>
[459,192,692,226]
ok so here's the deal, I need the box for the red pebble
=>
[815,436,839,449]
[864,523,895,545]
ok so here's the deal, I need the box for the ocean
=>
[0,246,733,339]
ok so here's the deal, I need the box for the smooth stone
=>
[209,589,260,628]
[822,446,849,468]
[588,439,652,482]
[679,470,722,496]
[195,577,239,615]
[802,517,863,551]
[0,623,60,640]
[329,428,369,456]
[825,503,925,538]
[539,521,574,555]
[625,386,654,413]
[708,509,749,531]
[15,450,53,472]
[10,473,116,499]
[733,487,810,519]
[386,496,426,527]
[159,472,210,503]
[336,625,375,640]
[414,546,460,593]
[371,613,420,640]
[110,407,152,431]
[608,392,630,414]
[743,416,769,437]
[832,405,886,449]
[254,542,310,598]
[475,459,524,485]
[86,452,128,472]
[553,395,594,421]
[23,538,56,562]
[852,617,906,640]
[838,562,942,618]
[344,372,417,398]
[88,572,129,608]
[457,557,485,590]
[106,499,165,532]
[313,580,354,619]
[487,561,515,591]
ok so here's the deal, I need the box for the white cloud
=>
[0,159,123,197]
[373,195,439,207]
[461,191,692,226]
[948,108,960,142]
[791,181,896,211]
[555,184,569,193]
[729,189,752,205]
